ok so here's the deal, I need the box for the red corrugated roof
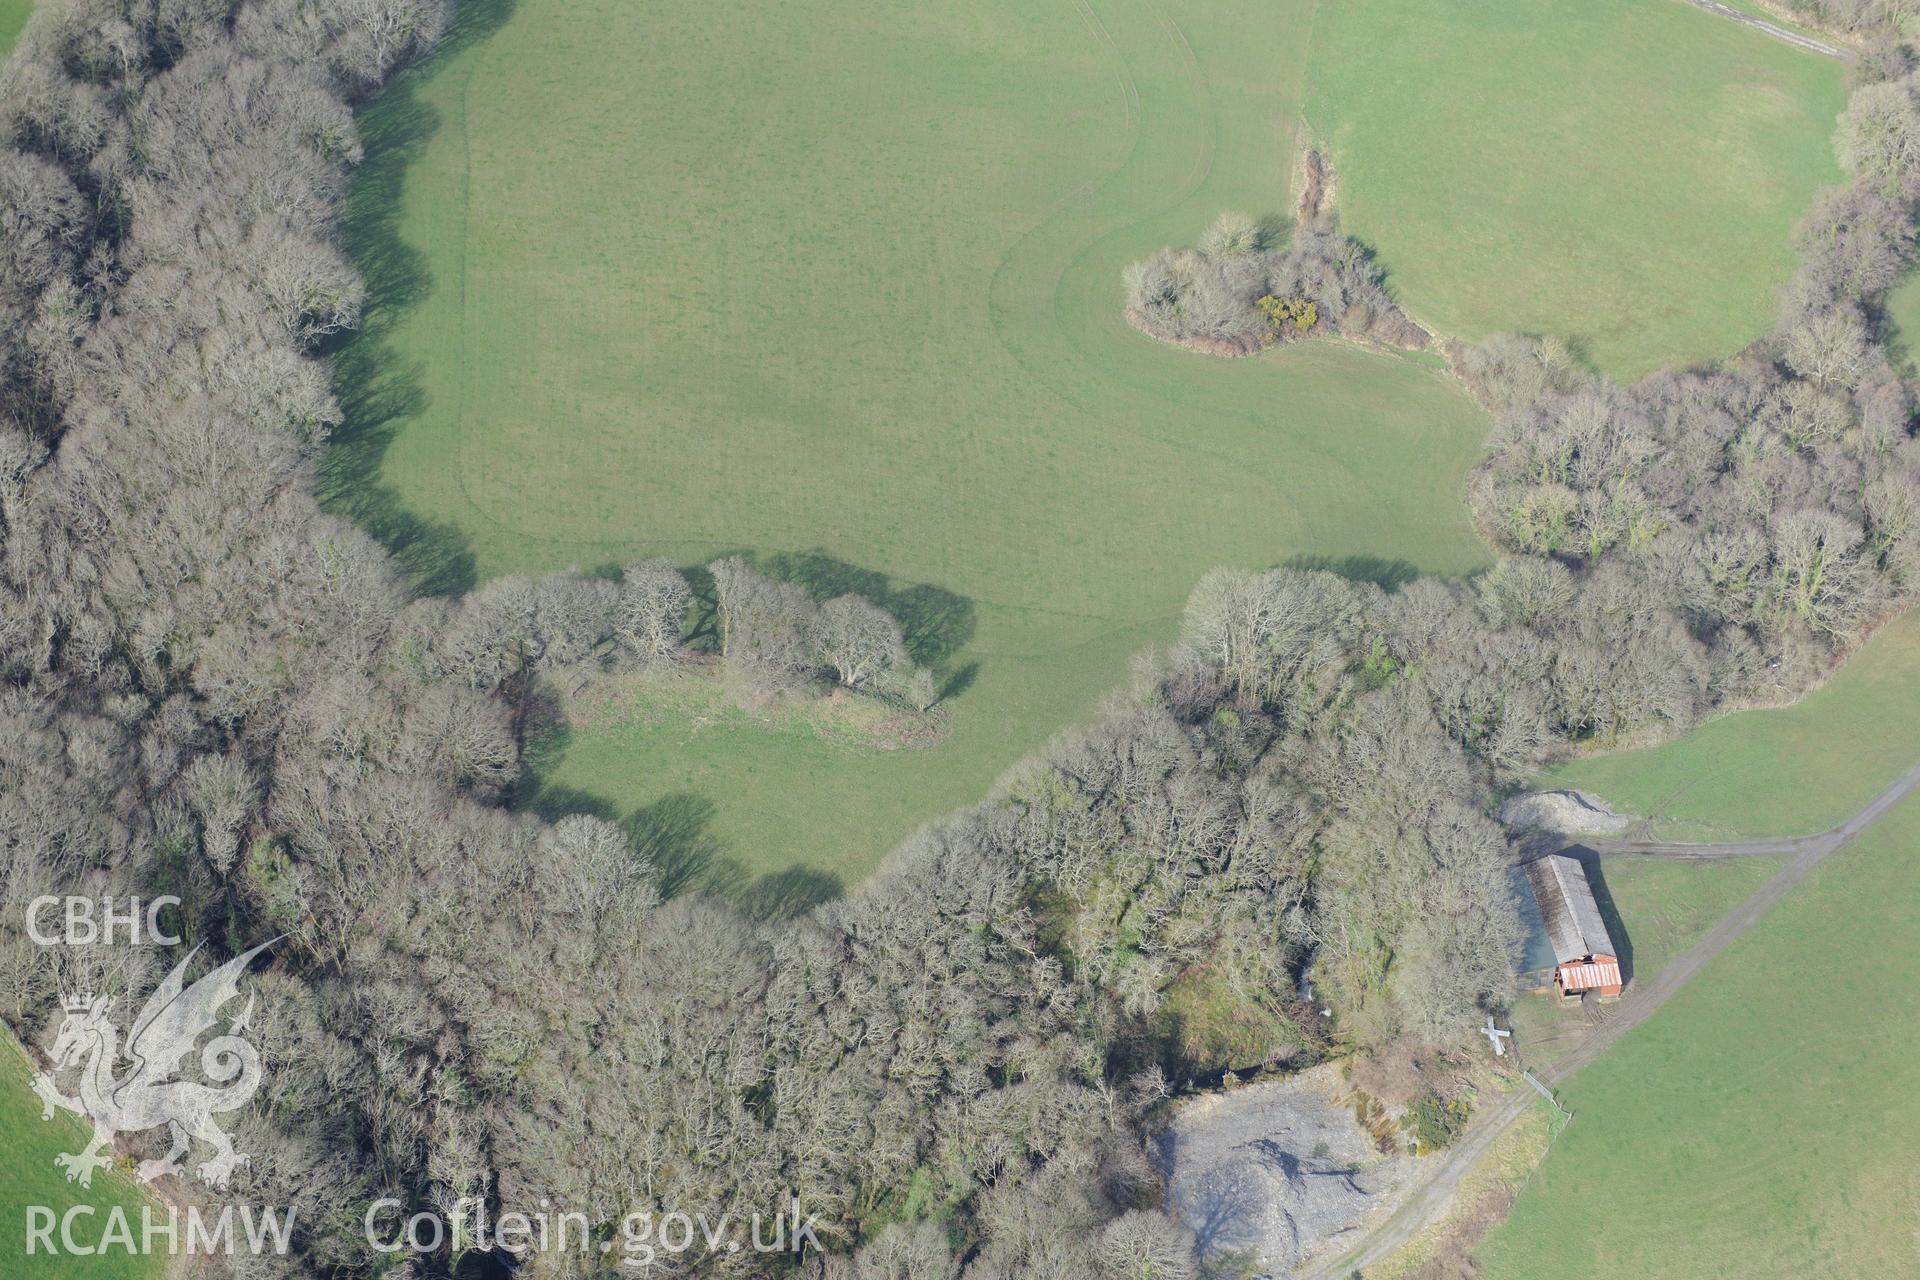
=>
[1558,959,1622,990]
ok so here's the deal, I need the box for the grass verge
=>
[0,0,33,56]
[0,1032,162,1280]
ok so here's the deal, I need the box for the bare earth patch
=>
[1494,789,1636,838]
[1154,1065,1418,1276]
[1296,146,1337,224]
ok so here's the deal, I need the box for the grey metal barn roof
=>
[1523,854,1617,964]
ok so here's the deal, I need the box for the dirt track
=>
[1680,0,1846,57]
[1300,756,1920,1277]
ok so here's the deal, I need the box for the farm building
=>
[1523,853,1623,1000]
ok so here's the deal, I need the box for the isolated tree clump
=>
[708,556,929,705]
[1122,209,1427,355]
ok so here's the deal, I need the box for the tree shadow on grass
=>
[1577,849,1637,988]
[762,549,977,671]
[1873,297,1917,379]
[520,778,847,917]
[735,865,845,922]
[1258,212,1294,251]
[621,796,847,918]
[938,661,980,703]
[1335,232,1416,313]
[518,771,719,890]
[1283,553,1420,592]
[521,782,618,824]
[621,792,726,900]
[674,557,730,653]
[431,0,522,61]
[318,0,522,598]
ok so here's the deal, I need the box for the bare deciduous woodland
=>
[2,1,1918,1277]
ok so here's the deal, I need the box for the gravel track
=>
[1680,0,1845,57]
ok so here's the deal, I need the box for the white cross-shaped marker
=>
[1482,1015,1512,1056]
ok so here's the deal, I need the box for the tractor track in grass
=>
[1300,754,1920,1278]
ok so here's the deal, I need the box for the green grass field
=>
[1883,270,1920,374]
[1477,787,1920,1280]
[0,1035,160,1280]
[1304,0,1845,380]
[335,0,1844,892]
[1588,856,1783,992]
[0,0,32,56]
[1538,609,1920,840]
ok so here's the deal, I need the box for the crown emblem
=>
[37,941,273,1192]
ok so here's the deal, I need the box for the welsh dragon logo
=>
[31,940,273,1190]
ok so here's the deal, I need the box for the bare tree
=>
[710,556,818,689]
[810,594,908,690]
[179,752,257,876]
[1780,306,1874,390]
[614,558,691,662]
[1097,1211,1196,1280]
[1770,510,1875,636]
[1196,209,1259,259]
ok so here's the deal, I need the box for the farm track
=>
[1300,755,1920,1278]
[1679,0,1845,57]
[1584,833,1813,859]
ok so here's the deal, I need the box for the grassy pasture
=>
[0,0,31,56]
[1588,856,1782,990]
[1537,609,1920,840]
[1476,787,1920,1280]
[1883,270,1920,374]
[0,1034,160,1280]
[337,0,1493,890]
[335,0,1845,892]
[1303,0,1846,380]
